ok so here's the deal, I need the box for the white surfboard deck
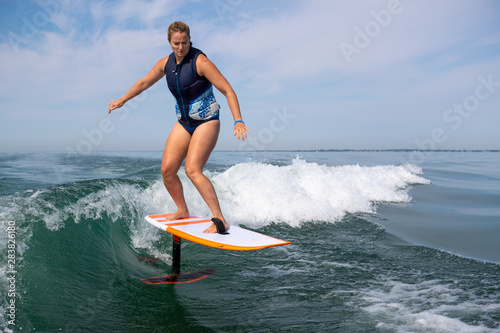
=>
[145,213,291,251]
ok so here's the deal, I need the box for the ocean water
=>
[1,150,499,332]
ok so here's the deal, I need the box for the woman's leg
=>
[161,122,192,221]
[184,120,227,233]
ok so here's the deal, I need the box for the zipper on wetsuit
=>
[175,68,190,127]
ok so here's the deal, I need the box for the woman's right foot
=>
[165,210,190,221]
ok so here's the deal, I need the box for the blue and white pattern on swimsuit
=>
[175,87,220,122]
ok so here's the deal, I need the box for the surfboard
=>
[141,213,291,284]
[145,213,291,250]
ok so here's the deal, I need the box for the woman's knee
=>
[184,164,203,182]
[161,162,179,179]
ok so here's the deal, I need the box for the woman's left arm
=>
[197,55,250,141]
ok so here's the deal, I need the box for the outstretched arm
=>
[196,55,250,141]
[108,57,168,113]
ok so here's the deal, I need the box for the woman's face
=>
[169,32,190,60]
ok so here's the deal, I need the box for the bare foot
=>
[166,210,190,221]
[203,217,229,234]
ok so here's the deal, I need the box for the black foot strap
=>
[211,218,229,235]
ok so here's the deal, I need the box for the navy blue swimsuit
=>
[164,47,220,135]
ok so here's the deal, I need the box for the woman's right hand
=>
[108,99,124,113]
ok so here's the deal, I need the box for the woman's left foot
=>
[203,218,229,234]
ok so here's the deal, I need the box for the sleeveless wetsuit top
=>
[164,47,220,128]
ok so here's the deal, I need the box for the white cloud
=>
[87,0,180,29]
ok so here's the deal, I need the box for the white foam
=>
[359,279,499,333]
[212,158,430,227]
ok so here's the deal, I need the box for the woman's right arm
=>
[108,57,168,113]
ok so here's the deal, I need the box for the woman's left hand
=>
[234,122,250,141]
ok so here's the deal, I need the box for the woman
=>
[108,21,250,234]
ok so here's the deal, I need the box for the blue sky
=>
[1,0,499,152]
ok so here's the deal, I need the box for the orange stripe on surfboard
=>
[148,214,211,225]
[148,213,175,219]
[162,220,212,227]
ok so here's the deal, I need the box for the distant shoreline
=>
[0,149,499,154]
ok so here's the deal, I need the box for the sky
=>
[0,0,499,152]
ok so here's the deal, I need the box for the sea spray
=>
[213,158,430,226]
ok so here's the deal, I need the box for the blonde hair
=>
[168,21,191,43]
